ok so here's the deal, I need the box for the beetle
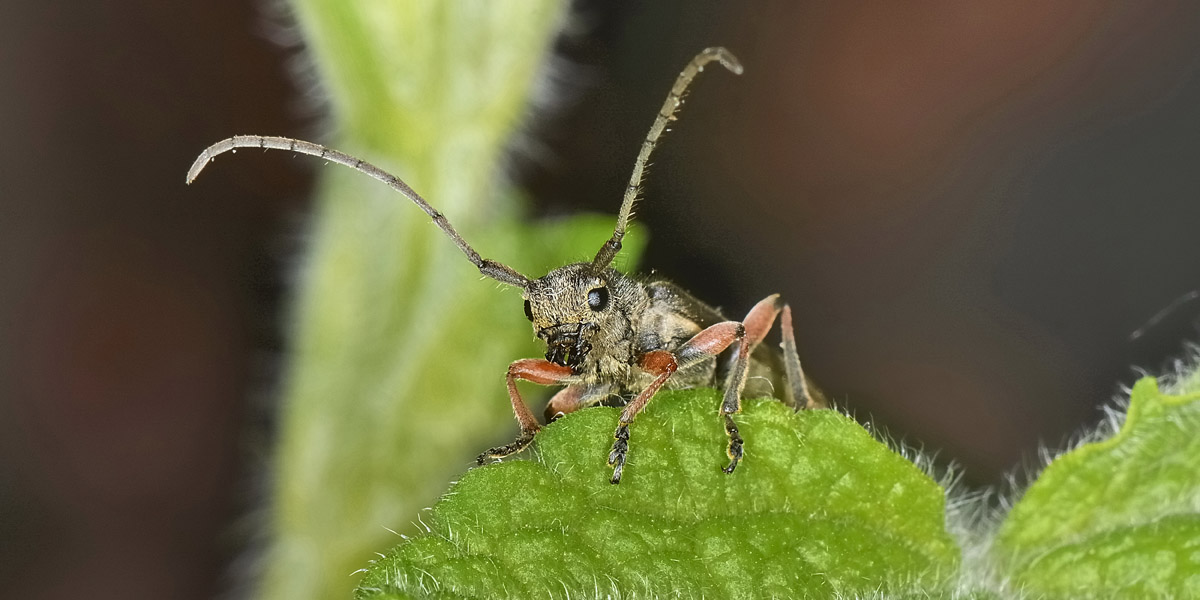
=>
[188,47,825,484]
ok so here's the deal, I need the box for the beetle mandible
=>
[187,47,826,484]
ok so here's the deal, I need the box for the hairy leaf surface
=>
[357,390,960,599]
[995,377,1200,598]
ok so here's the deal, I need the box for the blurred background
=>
[3,1,1200,599]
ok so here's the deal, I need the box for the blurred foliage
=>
[253,2,631,600]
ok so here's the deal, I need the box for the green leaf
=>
[994,377,1200,599]
[356,390,960,599]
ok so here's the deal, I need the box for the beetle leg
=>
[610,322,745,483]
[545,384,614,422]
[476,359,575,464]
[720,294,784,473]
[609,351,676,484]
[780,304,824,410]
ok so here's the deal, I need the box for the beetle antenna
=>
[187,136,531,288]
[591,46,743,270]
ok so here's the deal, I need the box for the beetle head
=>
[523,263,623,368]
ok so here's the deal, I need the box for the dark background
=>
[4,1,1200,598]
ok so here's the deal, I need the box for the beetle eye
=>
[523,299,534,321]
[587,287,609,311]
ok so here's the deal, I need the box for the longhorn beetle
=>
[188,47,826,484]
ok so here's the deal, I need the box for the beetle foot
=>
[476,430,537,465]
[608,422,631,484]
[722,413,743,474]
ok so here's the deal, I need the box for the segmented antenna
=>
[187,135,531,288]
[592,47,744,270]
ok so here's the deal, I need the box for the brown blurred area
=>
[3,1,1200,599]
[0,0,310,598]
